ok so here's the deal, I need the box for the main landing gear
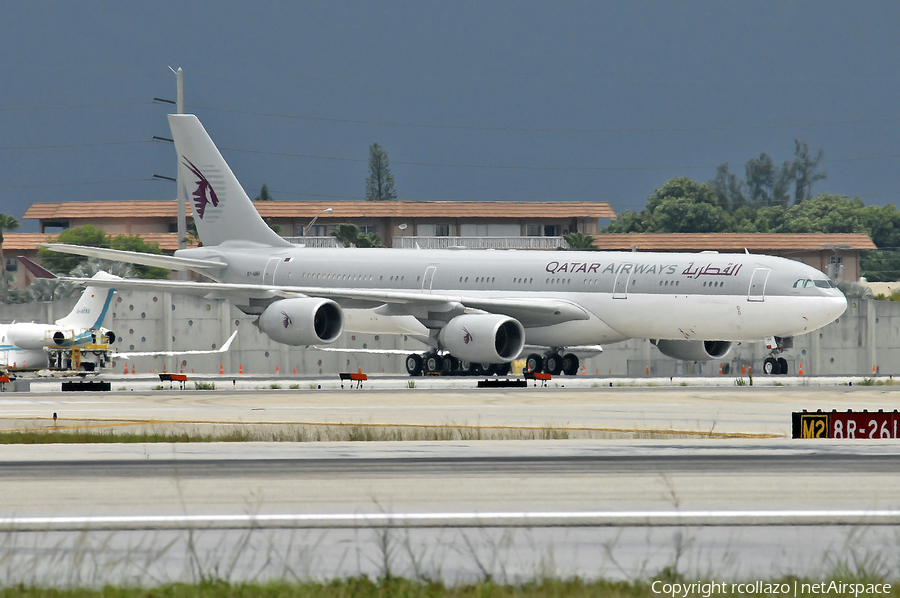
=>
[524,352,580,376]
[403,353,512,377]
[405,350,582,377]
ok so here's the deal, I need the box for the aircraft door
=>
[263,257,281,285]
[748,268,771,302]
[422,266,437,291]
[613,270,630,299]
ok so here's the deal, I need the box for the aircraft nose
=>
[824,294,848,322]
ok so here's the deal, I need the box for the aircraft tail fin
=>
[168,114,291,248]
[54,272,118,329]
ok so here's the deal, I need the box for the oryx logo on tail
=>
[182,157,219,220]
[462,326,473,344]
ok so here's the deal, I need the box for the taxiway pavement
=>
[1,382,899,437]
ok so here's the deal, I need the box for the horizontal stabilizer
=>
[18,256,56,279]
[40,244,226,271]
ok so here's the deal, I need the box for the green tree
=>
[108,234,171,279]
[365,143,397,201]
[710,163,746,212]
[563,231,597,250]
[181,218,199,246]
[0,214,19,303]
[650,197,735,233]
[792,140,827,203]
[38,225,170,279]
[603,178,732,234]
[355,232,385,248]
[38,225,107,274]
[777,194,867,234]
[254,183,273,202]
[331,223,362,247]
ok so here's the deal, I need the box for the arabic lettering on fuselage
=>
[545,261,678,275]
[680,262,743,279]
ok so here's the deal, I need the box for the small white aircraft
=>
[45,114,848,376]
[5,260,236,371]
[0,271,118,371]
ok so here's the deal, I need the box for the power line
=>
[193,103,900,134]
[0,178,152,190]
[0,102,152,112]
[0,140,149,151]
[224,146,900,173]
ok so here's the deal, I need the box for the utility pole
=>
[169,67,187,281]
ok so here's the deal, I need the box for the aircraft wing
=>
[309,346,418,355]
[114,331,237,358]
[61,276,590,328]
[40,244,227,272]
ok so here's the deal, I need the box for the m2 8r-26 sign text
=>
[793,410,900,439]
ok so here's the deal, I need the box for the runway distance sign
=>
[792,410,900,439]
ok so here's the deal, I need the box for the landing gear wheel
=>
[496,363,512,376]
[405,354,423,376]
[440,356,454,374]
[481,362,498,376]
[545,353,563,375]
[777,357,788,375]
[425,354,441,374]
[561,353,579,376]
[525,353,543,373]
[763,357,780,375]
[459,360,473,375]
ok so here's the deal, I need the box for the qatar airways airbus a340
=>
[45,114,847,376]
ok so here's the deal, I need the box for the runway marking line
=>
[0,509,897,530]
[0,417,779,439]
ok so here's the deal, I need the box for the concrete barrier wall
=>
[1,292,898,377]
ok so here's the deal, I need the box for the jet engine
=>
[7,323,63,350]
[439,314,525,363]
[257,297,343,346]
[653,340,733,361]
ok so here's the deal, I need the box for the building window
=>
[167,222,178,233]
[526,224,542,236]
[5,258,16,272]
[418,223,451,236]
[358,225,376,235]
[544,224,560,236]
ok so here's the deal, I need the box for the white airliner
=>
[45,114,848,376]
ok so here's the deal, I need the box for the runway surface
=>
[3,382,900,437]
[2,384,899,585]
[2,440,899,584]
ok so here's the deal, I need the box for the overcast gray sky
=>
[1,1,897,231]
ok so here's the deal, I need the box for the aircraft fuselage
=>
[177,245,847,347]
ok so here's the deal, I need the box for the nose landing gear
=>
[762,336,792,375]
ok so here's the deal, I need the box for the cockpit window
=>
[794,278,834,289]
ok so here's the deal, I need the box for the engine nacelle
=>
[439,314,525,363]
[7,323,58,350]
[258,297,343,346]
[653,339,733,361]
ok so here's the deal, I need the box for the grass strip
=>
[0,576,898,597]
